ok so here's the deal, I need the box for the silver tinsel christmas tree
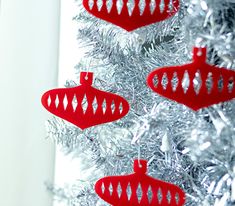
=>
[46,0,235,205]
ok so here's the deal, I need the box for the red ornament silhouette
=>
[83,0,180,31]
[95,159,186,205]
[147,47,235,111]
[41,72,129,130]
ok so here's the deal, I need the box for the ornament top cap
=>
[80,72,93,86]
[133,159,147,174]
[193,47,207,62]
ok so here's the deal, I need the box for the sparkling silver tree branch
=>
[47,0,235,205]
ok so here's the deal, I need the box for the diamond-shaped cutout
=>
[139,0,146,15]
[106,0,113,13]
[206,72,213,94]
[116,0,124,14]
[92,96,98,114]
[157,188,163,203]
[47,95,51,107]
[72,95,78,112]
[117,182,122,198]
[171,72,179,91]
[193,70,202,95]
[136,183,143,203]
[88,0,94,10]
[127,0,135,16]
[175,192,180,205]
[101,182,105,194]
[159,0,165,13]
[109,183,113,195]
[63,94,68,110]
[82,94,88,114]
[149,0,156,14]
[102,99,107,114]
[111,100,116,114]
[218,74,224,92]
[126,182,132,201]
[182,70,190,93]
[153,74,159,88]
[167,190,172,204]
[96,0,103,11]
[55,95,59,108]
[119,102,123,114]
[228,77,234,93]
[168,0,174,11]
[161,72,168,90]
[147,185,153,203]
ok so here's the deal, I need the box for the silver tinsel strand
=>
[47,0,235,205]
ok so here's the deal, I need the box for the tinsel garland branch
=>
[47,0,235,205]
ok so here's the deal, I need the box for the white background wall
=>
[54,1,84,205]
[0,0,60,206]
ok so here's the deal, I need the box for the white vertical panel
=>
[0,0,60,206]
[54,0,84,205]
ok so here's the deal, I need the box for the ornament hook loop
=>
[80,72,93,85]
[193,47,207,62]
[134,159,147,174]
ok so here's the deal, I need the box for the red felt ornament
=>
[83,0,180,31]
[147,47,235,111]
[95,159,186,205]
[41,72,130,130]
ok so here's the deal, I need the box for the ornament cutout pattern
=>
[83,0,180,31]
[147,47,235,111]
[95,159,186,205]
[41,72,130,129]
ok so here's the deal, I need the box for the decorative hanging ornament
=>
[41,72,130,130]
[147,47,235,111]
[95,159,186,205]
[83,0,180,31]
